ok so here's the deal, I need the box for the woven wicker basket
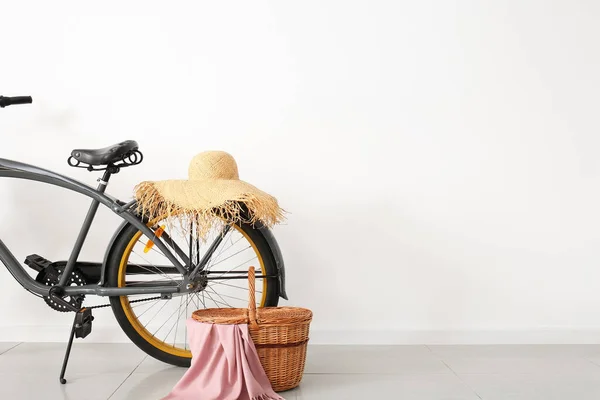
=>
[192,267,313,392]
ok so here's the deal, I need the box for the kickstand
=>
[59,308,94,384]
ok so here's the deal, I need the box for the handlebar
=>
[0,96,33,108]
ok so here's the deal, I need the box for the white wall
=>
[1,0,600,344]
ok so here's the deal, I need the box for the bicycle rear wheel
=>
[107,216,279,367]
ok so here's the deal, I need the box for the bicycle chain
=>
[86,296,162,310]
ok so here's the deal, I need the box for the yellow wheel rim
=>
[118,222,268,359]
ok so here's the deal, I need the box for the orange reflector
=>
[144,225,165,253]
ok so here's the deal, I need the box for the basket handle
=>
[248,266,258,327]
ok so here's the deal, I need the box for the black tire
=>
[107,221,280,367]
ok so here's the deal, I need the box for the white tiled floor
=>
[3,344,600,399]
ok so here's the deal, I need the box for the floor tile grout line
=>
[0,342,22,356]
[440,359,484,400]
[303,372,458,376]
[106,355,149,400]
[582,357,600,369]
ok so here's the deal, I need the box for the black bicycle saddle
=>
[70,140,139,166]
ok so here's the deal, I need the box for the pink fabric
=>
[162,318,285,400]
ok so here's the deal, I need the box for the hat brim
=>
[134,179,285,238]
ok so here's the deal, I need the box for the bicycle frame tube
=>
[0,158,187,297]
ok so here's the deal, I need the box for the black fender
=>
[257,224,288,300]
[100,220,288,300]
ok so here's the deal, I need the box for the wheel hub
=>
[186,273,208,293]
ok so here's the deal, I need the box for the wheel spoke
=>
[160,294,195,343]
[131,299,160,310]
[143,300,170,329]
[118,216,269,362]
[208,245,252,267]
[203,296,230,308]
[152,296,189,337]
[173,296,183,346]
[129,253,176,282]
[206,287,232,307]
[209,231,232,264]
[211,256,258,280]
[185,294,189,350]
[206,231,238,269]
[188,221,194,269]
[210,280,262,292]
[135,299,161,318]
[203,289,225,308]
[195,293,206,309]
[205,287,247,303]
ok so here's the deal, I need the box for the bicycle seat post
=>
[96,168,112,189]
[57,168,114,287]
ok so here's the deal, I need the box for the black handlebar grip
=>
[9,96,32,105]
[0,96,33,108]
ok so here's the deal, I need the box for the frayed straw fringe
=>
[134,181,286,239]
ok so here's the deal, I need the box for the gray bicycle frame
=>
[0,158,189,297]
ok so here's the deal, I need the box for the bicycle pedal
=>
[24,254,52,273]
[74,308,93,339]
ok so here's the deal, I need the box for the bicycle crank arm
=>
[48,287,81,312]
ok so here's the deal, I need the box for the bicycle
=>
[0,95,288,383]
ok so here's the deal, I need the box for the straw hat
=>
[134,151,285,238]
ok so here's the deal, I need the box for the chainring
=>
[36,266,87,312]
